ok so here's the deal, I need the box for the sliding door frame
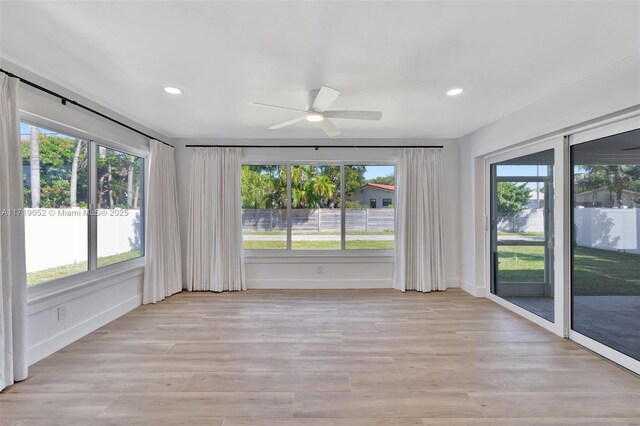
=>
[484,136,566,337]
[480,110,640,374]
[567,115,640,374]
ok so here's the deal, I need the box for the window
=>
[345,165,395,250]
[291,165,341,250]
[241,163,395,251]
[96,146,144,267]
[490,149,555,322]
[241,165,287,250]
[21,123,89,285]
[571,128,640,361]
[20,122,145,286]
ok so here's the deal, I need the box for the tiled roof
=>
[365,183,394,191]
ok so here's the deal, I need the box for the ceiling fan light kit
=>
[251,86,383,137]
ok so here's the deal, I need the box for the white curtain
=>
[186,147,245,292]
[393,148,445,292]
[142,140,182,304]
[0,73,28,391]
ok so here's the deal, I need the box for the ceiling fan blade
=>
[312,86,340,112]
[318,118,341,137]
[250,102,307,113]
[323,110,382,120]
[622,147,640,151]
[268,116,307,130]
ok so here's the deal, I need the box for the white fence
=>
[242,208,395,232]
[574,207,640,254]
[24,208,140,272]
[497,208,545,233]
[498,207,640,254]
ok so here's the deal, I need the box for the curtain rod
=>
[0,68,174,148]
[185,145,444,149]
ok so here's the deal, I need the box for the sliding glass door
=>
[571,128,640,361]
[491,149,555,322]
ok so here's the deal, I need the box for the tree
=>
[496,182,531,217]
[69,140,84,207]
[576,165,640,207]
[367,174,394,186]
[21,132,88,208]
[29,126,41,208]
[96,148,141,209]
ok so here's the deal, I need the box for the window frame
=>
[241,161,396,257]
[20,114,148,299]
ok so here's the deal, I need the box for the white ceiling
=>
[1,1,639,139]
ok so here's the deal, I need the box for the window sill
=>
[27,257,145,307]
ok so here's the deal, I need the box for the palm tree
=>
[69,140,84,207]
[311,174,336,207]
[580,165,640,207]
[29,126,41,208]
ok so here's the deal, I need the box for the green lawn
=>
[243,230,393,236]
[27,250,141,286]
[243,240,395,250]
[498,245,640,296]
[498,231,545,237]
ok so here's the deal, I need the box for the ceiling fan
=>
[622,147,640,151]
[250,86,382,137]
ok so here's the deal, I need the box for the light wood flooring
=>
[1,289,639,425]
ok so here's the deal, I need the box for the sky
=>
[20,122,70,139]
[496,165,549,177]
[363,165,394,180]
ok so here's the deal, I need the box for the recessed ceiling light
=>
[164,86,182,95]
[306,113,324,122]
[446,87,464,96]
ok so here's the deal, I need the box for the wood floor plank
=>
[223,419,425,426]
[248,356,398,373]
[421,419,630,425]
[8,372,193,393]
[182,372,350,392]
[95,354,253,373]
[349,370,514,392]
[2,288,636,424]
[21,420,223,426]
[0,393,120,419]
[99,392,294,418]
[293,391,485,418]
[468,391,640,418]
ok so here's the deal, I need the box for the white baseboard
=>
[460,280,484,297]
[28,295,140,365]
[446,278,461,288]
[247,279,392,289]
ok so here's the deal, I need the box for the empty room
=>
[1,0,639,424]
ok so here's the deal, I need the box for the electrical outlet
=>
[57,305,67,321]
[317,265,323,274]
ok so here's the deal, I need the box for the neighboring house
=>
[575,188,640,208]
[347,183,394,208]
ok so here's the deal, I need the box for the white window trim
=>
[20,113,149,301]
[241,162,396,257]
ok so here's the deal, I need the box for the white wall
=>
[173,138,461,289]
[27,268,143,364]
[458,52,640,296]
[1,60,165,364]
